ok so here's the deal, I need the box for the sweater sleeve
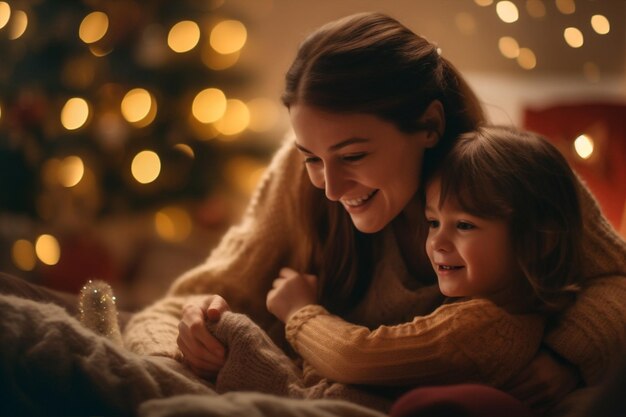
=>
[123,138,307,356]
[285,299,544,388]
[544,179,626,385]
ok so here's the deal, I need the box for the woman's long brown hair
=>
[283,12,485,314]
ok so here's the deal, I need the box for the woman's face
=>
[290,104,433,233]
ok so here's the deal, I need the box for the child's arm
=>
[285,299,544,388]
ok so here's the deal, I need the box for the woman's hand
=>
[266,267,317,323]
[505,348,581,413]
[177,295,230,377]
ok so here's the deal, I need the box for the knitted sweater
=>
[285,299,544,388]
[123,137,626,386]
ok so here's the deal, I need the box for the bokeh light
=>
[35,234,61,266]
[154,206,192,242]
[8,9,28,40]
[498,36,520,59]
[496,1,518,23]
[121,88,157,126]
[517,47,536,70]
[131,150,161,184]
[0,1,10,30]
[210,20,247,54]
[12,239,36,271]
[574,134,594,159]
[174,143,195,158]
[525,0,545,18]
[214,99,250,136]
[168,20,200,53]
[455,13,476,35]
[247,98,280,132]
[591,15,610,35]
[201,47,240,70]
[61,97,90,130]
[474,0,493,6]
[564,27,584,48]
[555,0,575,15]
[192,88,227,123]
[583,62,600,83]
[79,11,109,44]
[59,156,85,188]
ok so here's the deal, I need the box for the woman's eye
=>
[457,222,475,230]
[341,153,367,162]
[304,156,321,164]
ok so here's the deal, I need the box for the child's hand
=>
[266,267,318,323]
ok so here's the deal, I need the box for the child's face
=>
[424,178,520,299]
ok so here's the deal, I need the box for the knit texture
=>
[123,138,626,386]
[286,300,543,388]
[208,311,393,412]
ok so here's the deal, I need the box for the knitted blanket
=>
[0,294,387,417]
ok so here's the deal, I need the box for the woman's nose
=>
[323,163,348,201]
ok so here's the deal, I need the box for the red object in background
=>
[524,102,626,235]
[39,234,120,294]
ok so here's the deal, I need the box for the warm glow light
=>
[12,239,36,271]
[591,15,610,35]
[174,143,195,158]
[574,134,594,159]
[201,48,240,70]
[167,20,200,53]
[131,150,161,184]
[35,234,61,266]
[225,157,267,196]
[59,156,85,187]
[583,62,600,83]
[155,206,193,242]
[121,88,157,126]
[79,11,109,44]
[455,13,476,35]
[526,0,546,18]
[0,2,10,30]
[496,1,519,23]
[214,99,250,136]
[564,27,584,48]
[517,48,536,70]
[61,97,90,130]
[88,44,112,57]
[8,9,27,40]
[555,0,575,15]
[474,0,493,6]
[210,20,247,55]
[192,88,227,123]
[247,98,280,132]
[498,36,520,59]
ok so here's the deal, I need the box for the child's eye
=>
[427,220,440,228]
[341,153,367,162]
[457,221,475,230]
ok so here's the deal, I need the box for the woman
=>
[128,12,626,414]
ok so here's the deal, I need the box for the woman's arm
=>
[285,299,544,388]
[123,138,307,357]
[543,179,626,385]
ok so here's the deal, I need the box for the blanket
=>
[0,294,387,417]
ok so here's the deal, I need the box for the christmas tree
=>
[0,0,281,295]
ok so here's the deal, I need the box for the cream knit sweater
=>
[123,137,626,386]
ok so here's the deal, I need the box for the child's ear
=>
[418,100,445,148]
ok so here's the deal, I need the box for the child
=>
[265,125,583,392]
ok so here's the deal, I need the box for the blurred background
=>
[0,0,624,310]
